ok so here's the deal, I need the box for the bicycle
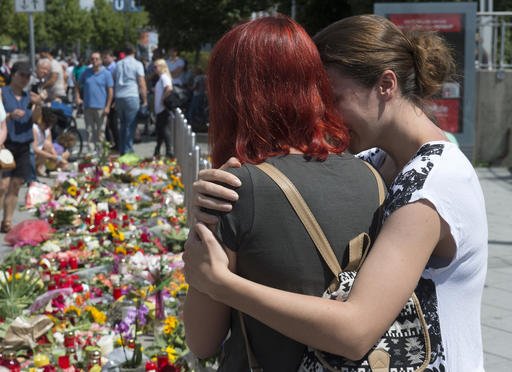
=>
[49,101,83,159]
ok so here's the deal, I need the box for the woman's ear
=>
[377,69,398,100]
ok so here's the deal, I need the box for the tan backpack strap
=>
[362,161,386,205]
[239,312,263,372]
[256,162,342,277]
[345,232,371,272]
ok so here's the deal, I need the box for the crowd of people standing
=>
[0,43,207,234]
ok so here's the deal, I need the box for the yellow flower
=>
[125,203,134,211]
[33,353,50,367]
[108,223,125,242]
[138,174,152,183]
[101,166,111,177]
[64,305,81,317]
[115,246,127,255]
[165,346,179,363]
[46,314,58,324]
[67,185,78,197]
[14,272,22,280]
[179,283,189,292]
[138,288,148,299]
[170,283,188,297]
[163,315,179,335]
[85,306,107,325]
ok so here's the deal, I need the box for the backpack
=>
[163,85,189,111]
[240,162,432,372]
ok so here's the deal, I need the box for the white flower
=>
[0,272,8,284]
[53,332,64,345]
[98,334,115,356]
[128,251,147,272]
[41,240,61,253]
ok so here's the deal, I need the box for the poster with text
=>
[388,13,465,133]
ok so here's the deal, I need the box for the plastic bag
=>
[4,219,54,247]
[25,181,53,209]
[3,315,54,349]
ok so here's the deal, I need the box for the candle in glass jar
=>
[69,257,78,270]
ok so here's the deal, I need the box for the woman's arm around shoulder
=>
[185,199,449,360]
[192,157,242,226]
[183,230,236,359]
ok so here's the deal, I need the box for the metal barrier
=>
[172,108,210,225]
[477,11,512,70]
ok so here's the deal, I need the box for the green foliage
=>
[90,0,127,51]
[180,50,210,70]
[3,0,508,60]
[141,0,276,52]
[0,268,45,320]
[0,0,149,56]
[39,0,93,51]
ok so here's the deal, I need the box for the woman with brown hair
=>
[185,15,487,371]
[183,15,383,371]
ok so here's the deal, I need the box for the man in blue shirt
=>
[102,49,119,152]
[75,51,113,153]
[0,61,42,233]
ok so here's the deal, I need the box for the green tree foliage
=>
[90,0,149,52]
[0,0,149,56]
[291,0,354,35]
[141,0,275,53]
[0,0,30,48]
[37,0,93,52]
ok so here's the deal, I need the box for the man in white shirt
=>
[39,48,66,102]
[113,44,147,155]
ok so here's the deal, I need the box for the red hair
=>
[207,15,349,168]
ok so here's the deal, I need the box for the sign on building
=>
[15,0,45,13]
[113,0,142,13]
[375,2,477,159]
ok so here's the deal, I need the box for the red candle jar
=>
[52,273,62,286]
[145,361,157,372]
[157,352,169,370]
[113,286,122,300]
[42,270,51,282]
[64,331,76,348]
[59,258,69,271]
[62,277,74,289]
[58,355,70,369]
[3,351,20,372]
[69,257,78,270]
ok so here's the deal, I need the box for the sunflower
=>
[85,305,107,325]
[67,185,78,197]
[165,346,179,363]
[163,315,179,335]
[64,305,81,317]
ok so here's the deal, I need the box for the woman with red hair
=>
[183,15,383,370]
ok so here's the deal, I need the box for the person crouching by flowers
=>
[32,106,70,177]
